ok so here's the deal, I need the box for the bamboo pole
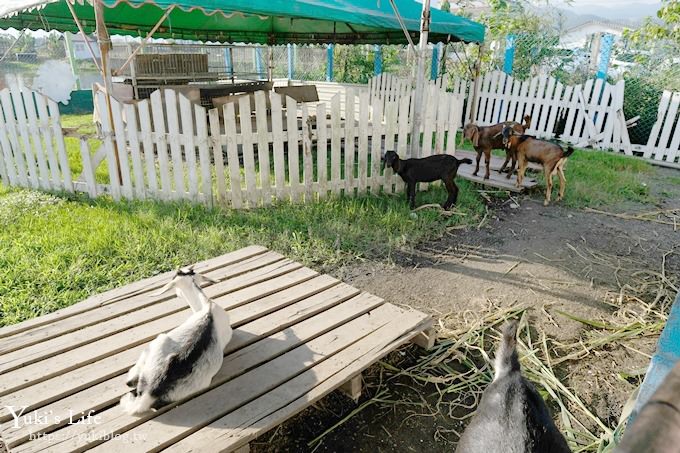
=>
[65,1,102,73]
[410,0,430,158]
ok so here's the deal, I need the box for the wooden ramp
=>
[0,246,432,453]
[454,150,539,192]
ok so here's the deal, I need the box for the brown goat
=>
[462,115,531,180]
[502,126,574,206]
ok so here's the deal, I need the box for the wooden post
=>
[339,374,363,402]
[468,43,483,123]
[94,0,122,185]
[410,0,431,158]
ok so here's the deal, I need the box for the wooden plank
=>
[498,74,513,122]
[0,89,29,187]
[223,103,244,209]
[665,93,680,163]
[301,104,314,203]
[254,90,272,204]
[344,88,356,193]
[536,77,556,137]
[0,246,267,340]
[0,253,287,364]
[163,306,431,453]
[21,88,50,190]
[411,326,436,349]
[150,91,172,199]
[330,94,342,195]
[369,99,384,192]
[357,91,369,194]
[644,91,672,159]
[10,85,39,188]
[316,102,328,200]
[125,103,146,199]
[339,373,362,402]
[0,277,355,446]
[545,81,563,140]
[209,107,228,205]
[421,84,437,158]
[383,100,397,193]
[179,94,199,201]
[562,85,579,141]
[137,100,159,197]
[506,77,521,124]
[95,92,122,200]
[0,263,313,395]
[286,96,301,201]
[434,87,450,154]
[79,300,393,453]
[164,89,186,199]
[270,93,286,201]
[79,138,97,198]
[13,292,383,452]
[195,104,212,205]
[397,93,410,159]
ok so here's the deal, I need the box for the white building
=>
[69,33,100,60]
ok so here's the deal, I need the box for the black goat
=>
[383,151,472,210]
[455,321,570,453]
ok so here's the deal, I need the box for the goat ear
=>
[196,274,220,285]
[472,129,480,147]
[150,280,176,297]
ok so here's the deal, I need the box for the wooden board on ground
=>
[0,247,432,453]
[454,150,540,192]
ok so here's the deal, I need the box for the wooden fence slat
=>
[344,88,356,193]
[35,93,64,190]
[164,89,186,199]
[79,138,97,198]
[545,81,563,140]
[109,98,134,200]
[434,88,450,154]
[285,96,302,201]
[654,92,680,161]
[10,85,40,189]
[0,96,17,185]
[562,84,579,141]
[446,94,462,155]
[301,104,314,202]
[397,92,410,160]
[150,91,172,199]
[194,103,212,205]
[137,100,159,197]
[0,89,29,187]
[270,93,286,200]
[643,90,671,158]
[357,91,369,194]
[330,94,342,195]
[664,93,680,163]
[95,92,121,200]
[209,107,228,205]
[254,91,272,204]
[316,102,328,200]
[21,88,51,190]
[178,95,198,201]
[124,103,145,199]
[369,98,383,193]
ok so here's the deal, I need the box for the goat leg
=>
[484,149,491,180]
[473,150,481,176]
[442,177,459,210]
[407,181,417,209]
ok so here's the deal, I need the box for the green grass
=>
[0,181,484,326]
[544,150,654,208]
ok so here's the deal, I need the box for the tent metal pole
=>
[65,1,103,73]
[94,0,122,185]
[410,0,430,158]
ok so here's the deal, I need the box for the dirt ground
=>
[253,167,680,453]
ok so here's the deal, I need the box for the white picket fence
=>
[641,90,680,164]
[0,81,464,207]
[0,85,73,193]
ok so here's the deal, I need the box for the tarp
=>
[0,0,485,44]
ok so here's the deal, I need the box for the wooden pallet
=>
[454,150,539,192]
[0,246,432,453]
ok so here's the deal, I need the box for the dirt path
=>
[253,168,680,453]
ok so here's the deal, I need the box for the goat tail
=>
[563,146,575,158]
[120,391,155,416]
[493,320,521,382]
[457,157,473,165]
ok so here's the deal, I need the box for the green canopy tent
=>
[0,0,484,45]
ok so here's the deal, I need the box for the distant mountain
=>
[562,2,661,23]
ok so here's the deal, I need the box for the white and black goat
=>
[455,321,570,453]
[120,267,232,415]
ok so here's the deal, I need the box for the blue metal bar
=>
[431,44,440,80]
[374,45,382,76]
[326,44,334,82]
[287,43,294,79]
[596,33,614,80]
[224,47,233,78]
[504,34,515,75]
[255,47,265,79]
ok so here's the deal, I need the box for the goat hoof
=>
[543,200,550,206]
[484,175,490,180]
[506,174,512,179]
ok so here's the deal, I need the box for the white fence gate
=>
[641,90,680,164]
[0,84,73,193]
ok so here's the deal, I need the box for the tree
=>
[45,32,65,59]
[626,0,680,45]
[440,0,451,12]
